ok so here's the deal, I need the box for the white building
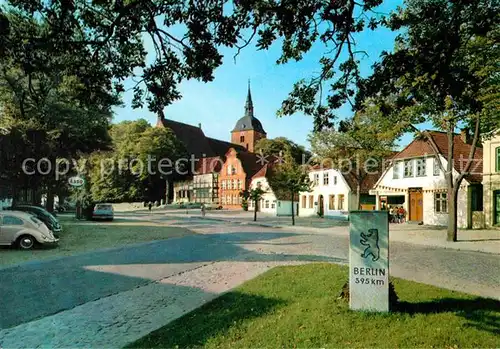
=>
[248,164,299,216]
[482,129,500,227]
[370,130,483,228]
[297,166,379,219]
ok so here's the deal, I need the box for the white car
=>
[0,211,59,249]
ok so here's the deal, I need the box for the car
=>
[4,205,62,238]
[92,203,114,221]
[0,211,59,249]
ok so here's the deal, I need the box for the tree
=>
[357,0,499,241]
[0,12,118,210]
[308,103,397,209]
[255,137,311,165]
[0,0,390,119]
[267,153,312,225]
[240,187,266,222]
[84,120,187,204]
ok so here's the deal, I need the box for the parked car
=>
[0,211,58,249]
[92,203,114,221]
[4,205,62,238]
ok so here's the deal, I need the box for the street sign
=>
[349,211,389,312]
[68,176,85,187]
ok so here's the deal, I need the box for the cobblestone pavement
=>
[0,213,498,348]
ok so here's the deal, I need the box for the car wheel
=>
[18,235,36,250]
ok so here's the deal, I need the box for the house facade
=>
[247,164,298,216]
[370,131,483,228]
[192,157,223,205]
[483,130,500,227]
[298,168,355,219]
[219,148,263,209]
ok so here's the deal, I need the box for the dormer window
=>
[240,135,245,142]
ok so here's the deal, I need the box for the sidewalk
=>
[174,212,500,254]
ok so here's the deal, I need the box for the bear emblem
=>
[360,228,380,262]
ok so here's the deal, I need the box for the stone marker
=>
[349,211,389,312]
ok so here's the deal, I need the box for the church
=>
[157,82,268,208]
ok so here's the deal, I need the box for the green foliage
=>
[81,120,187,203]
[255,137,311,165]
[308,102,397,208]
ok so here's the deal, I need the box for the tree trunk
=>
[447,186,460,242]
[253,198,257,221]
[291,191,295,226]
[45,186,55,213]
[356,182,361,210]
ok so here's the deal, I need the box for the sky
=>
[113,1,410,149]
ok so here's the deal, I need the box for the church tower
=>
[231,81,267,152]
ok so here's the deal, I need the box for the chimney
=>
[460,128,471,144]
[198,123,202,129]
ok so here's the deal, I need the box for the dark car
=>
[4,205,62,238]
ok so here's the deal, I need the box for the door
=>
[495,191,500,225]
[318,195,324,216]
[409,189,423,222]
[0,215,24,244]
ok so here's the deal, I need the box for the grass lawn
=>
[0,218,193,266]
[128,263,500,348]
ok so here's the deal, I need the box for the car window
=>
[30,216,43,225]
[96,204,112,210]
[2,216,24,225]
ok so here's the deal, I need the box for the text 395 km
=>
[354,278,385,286]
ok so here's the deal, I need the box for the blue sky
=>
[114,1,410,149]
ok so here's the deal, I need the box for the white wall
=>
[377,155,471,227]
[249,177,278,215]
[298,169,352,218]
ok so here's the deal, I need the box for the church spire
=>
[245,79,254,117]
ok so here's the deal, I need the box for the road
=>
[0,211,498,348]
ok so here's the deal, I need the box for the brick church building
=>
[157,82,268,208]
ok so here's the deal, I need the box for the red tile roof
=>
[157,118,215,157]
[207,137,246,156]
[393,131,483,183]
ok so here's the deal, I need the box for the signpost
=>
[68,176,85,219]
[349,211,389,312]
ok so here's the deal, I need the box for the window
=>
[221,180,226,190]
[231,166,237,175]
[323,172,329,185]
[309,195,314,208]
[257,181,262,188]
[393,161,401,179]
[435,192,448,213]
[334,176,338,185]
[227,165,231,175]
[433,157,440,176]
[313,173,319,186]
[302,196,307,208]
[404,160,414,177]
[265,200,269,208]
[2,216,24,225]
[233,179,238,190]
[416,158,426,177]
[496,147,500,172]
[338,194,345,210]
[233,195,238,205]
[272,201,276,209]
[238,196,242,204]
[238,180,243,190]
[221,196,226,205]
[240,135,245,142]
[329,195,335,210]
[277,201,281,208]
